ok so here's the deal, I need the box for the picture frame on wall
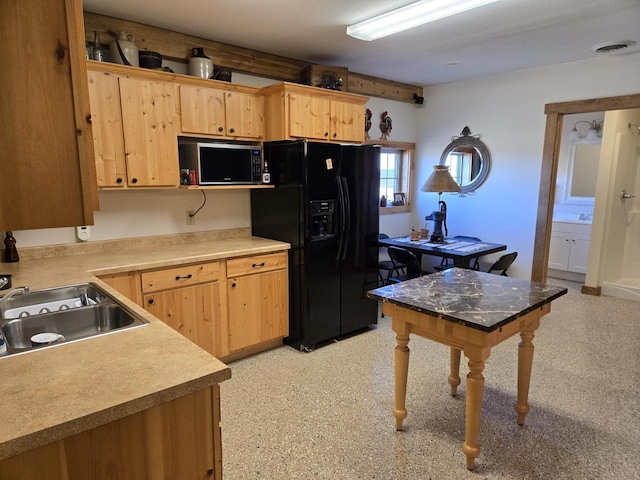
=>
[393,192,406,206]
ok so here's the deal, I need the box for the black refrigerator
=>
[251,140,380,351]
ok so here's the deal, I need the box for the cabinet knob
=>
[324,132,329,137]
[148,298,155,305]
[116,177,123,184]
[218,127,224,132]
[252,262,266,268]
[333,133,337,138]
[175,274,193,280]
[131,178,138,184]
[206,469,214,477]
[231,282,236,288]
[229,128,235,134]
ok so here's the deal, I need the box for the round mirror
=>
[439,127,491,195]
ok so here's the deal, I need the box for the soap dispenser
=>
[3,231,19,263]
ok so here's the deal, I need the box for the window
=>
[380,149,401,200]
[370,141,415,214]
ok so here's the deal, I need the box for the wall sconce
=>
[568,120,603,142]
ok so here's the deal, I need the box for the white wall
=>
[414,54,640,279]
[13,53,640,276]
[365,96,421,238]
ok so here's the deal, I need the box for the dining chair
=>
[387,246,425,283]
[438,235,482,271]
[362,234,406,296]
[487,252,518,276]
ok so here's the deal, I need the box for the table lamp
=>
[420,165,461,243]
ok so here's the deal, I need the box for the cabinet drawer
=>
[142,261,222,293]
[226,252,287,278]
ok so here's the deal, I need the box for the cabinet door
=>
[144,282,228,358]
[179,85,226,136]
[99,271,142,305]
[119,77,179,187]
[87,71,128,187]
[568,233,591,274]
[0,0,97,231]
[288,92,331,140]
[225,91,264,138]
[548,232,571,270]
[228,269,288,352]
[331,101,364,143]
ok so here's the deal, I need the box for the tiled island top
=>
[368,268,567,332]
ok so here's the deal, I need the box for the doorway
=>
[531,93,640,290]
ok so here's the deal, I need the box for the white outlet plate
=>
[186,210,196,225]
[77,226,91,242]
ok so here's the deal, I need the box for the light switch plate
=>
[77,226,91,242]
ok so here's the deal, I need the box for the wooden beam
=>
[83,12,423,103]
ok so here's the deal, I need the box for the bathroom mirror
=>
[439,126,491,195]
[564,141,601,205]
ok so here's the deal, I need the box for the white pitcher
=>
[110,31,139,67]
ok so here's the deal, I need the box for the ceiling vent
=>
[591,41,636,54]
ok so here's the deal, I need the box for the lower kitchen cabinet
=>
[98,271,142,305]
[141,261,229,358]
[99,250,289,361]
[0,386,222,480]
[227,252,288,353]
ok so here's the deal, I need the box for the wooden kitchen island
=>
[0,231,289,479]
[368,268,567,470]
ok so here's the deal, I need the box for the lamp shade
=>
[420,165,461,193]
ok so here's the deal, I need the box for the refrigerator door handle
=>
[341,177,351,260]
[336,176,346,261]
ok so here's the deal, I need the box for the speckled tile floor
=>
[220,280,640,479]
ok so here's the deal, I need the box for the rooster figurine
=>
[379,111,392,141]
[365,109,372,140]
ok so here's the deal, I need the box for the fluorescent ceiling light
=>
[347,0,500,41]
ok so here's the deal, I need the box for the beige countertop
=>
[0,233,289,460]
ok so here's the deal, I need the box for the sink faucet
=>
[0,286,30,309]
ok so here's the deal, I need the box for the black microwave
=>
[179,142,269,185]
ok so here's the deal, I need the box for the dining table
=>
[378,236,507,269]
[367,268,567,469]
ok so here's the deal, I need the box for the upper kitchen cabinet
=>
[261,83,368,143]
[0,0,98,231]
[179,84,264,140]
[87,63,180,188]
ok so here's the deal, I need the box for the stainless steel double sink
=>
[0,283,148,357]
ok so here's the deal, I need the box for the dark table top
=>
[378,236,506,260]
[367,268,567,332]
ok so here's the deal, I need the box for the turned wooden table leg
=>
[448,348,461,396]
[515,329,535,425]
[462,357,486,470]
[392,324,410,431]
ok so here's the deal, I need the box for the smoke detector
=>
[591,40,636,54]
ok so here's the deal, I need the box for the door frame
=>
[531,93,640,287]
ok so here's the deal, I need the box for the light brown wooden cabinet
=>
[262,82,367,143]
[98,271,142,305]
[87,65,180,188]
[0,386,222,480]
[98,250,288,361]
[179,84,264,139]
[227,252,288,353]
[141,261,229,358]
[0,0,98,231]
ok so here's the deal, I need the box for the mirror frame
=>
[439,128,491,195]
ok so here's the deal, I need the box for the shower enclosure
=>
[586,109,640,301]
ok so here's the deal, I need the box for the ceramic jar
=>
[110,31,139,67]
[189,47,213,79]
